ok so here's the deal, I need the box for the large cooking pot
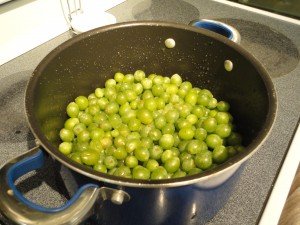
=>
[0,21,276,225]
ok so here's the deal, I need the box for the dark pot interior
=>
[26,21,276,185]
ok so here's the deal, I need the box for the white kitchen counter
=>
[0,0,125,66]
[259,123,300,225]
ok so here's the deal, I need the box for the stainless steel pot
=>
[0,21,277,225]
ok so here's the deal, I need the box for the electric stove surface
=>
[0,0,299,224]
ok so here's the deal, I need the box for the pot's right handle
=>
[189,19,241,44]
[0,147,130,225]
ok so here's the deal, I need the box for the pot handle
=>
[189,19,241,44]
[0,147,130,225]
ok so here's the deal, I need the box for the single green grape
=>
[114,166,131,178]
[59,128,74,142]
[151,167,168,180]
[113,147,128,160]
[149,145,163,160]
[195,150,213,170]
[77,130,90,142]
[75,96,89,110]
[145,159,159,172]
[78,112,93,126]
[125,155,139,168]
[206,134,222,149]
[104,156,118,169]
[185,91,198,105]
[114,72,124,82]
[141,78,153,89]
[80,150,99,166]
[215,112,230,124]
[194,128,207,141]
[69,152,82,164]
[172,170,187,178]
[59,142,72,155]
[202,117,217,133]
[95,88,104,98]
[159,134,174,149]
[137,108,153,125]
[181,158,195,172]
[187,140,206,154]
[178,127,195,140]
[217,101,230,112]
[188,168,202,176]
[134,147,150,162]
[144,98,157,111]
[93,164,107,173]
[132,166,150,179]
[152,84,164,96]
[125,139,140,153]
[64,118,79,130]
[215,124,232,138]
[66,102,80,118]
[105,102,119,115]
[212,145,229,164]
[164,157,180,173]
[170,74,182,86]
[128,118,142,131]
[134,70,146,82]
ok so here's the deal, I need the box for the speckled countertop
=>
[0,0,299,224]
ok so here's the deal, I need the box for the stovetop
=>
[0,0,299,224]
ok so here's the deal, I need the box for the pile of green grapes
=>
[59,70,244,180]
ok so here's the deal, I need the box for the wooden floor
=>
[278,164,300,225]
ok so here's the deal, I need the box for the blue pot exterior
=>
[57,162,242,225]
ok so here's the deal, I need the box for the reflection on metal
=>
[192,203,197,215]
[111,191,125,205]
[98,187,130,205]
[158,188,165,208]
[155,188,167,224]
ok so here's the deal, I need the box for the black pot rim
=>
[25,21,277,188]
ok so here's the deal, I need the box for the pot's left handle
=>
[0,147,129,225]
